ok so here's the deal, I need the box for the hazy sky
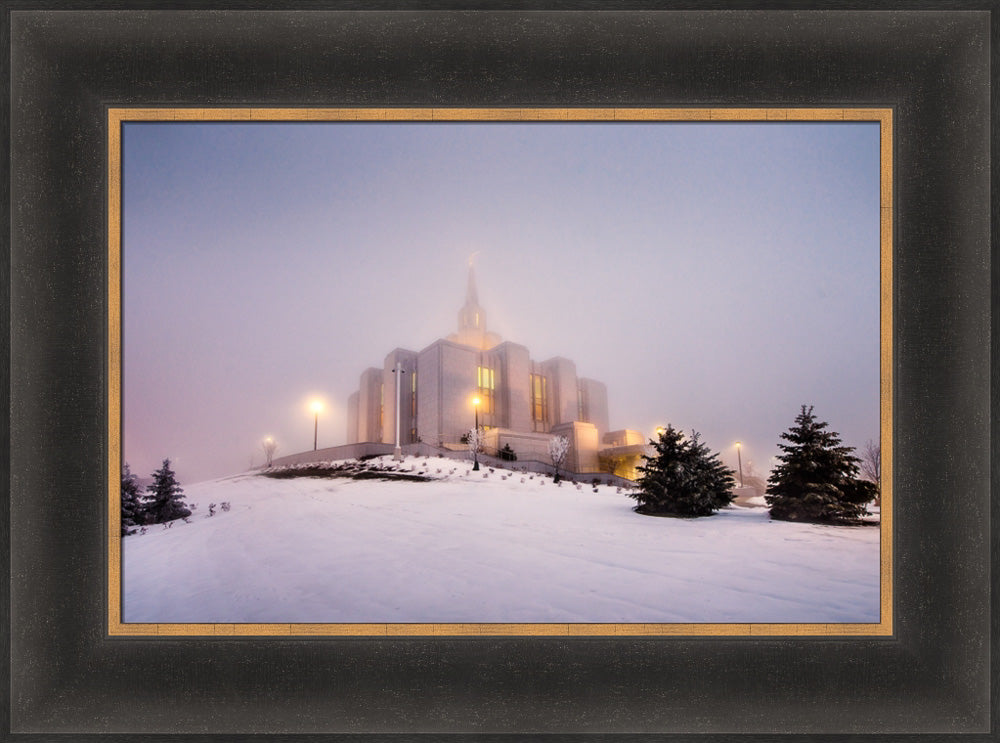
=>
[122,121,880,484]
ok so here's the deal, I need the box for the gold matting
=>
[108,107,892,637]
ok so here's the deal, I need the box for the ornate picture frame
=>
[6,6,992,738]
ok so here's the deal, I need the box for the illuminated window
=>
[477,364,495,415]
[475,312,479,328]
[531,373,548,427]
[411,371,417,417]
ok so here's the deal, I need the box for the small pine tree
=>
[631,425,736,517]
[143,458,191,524]
[120,462,144,535]
[499,443,518,462]
[765,405,876,524]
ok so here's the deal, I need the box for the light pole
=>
[311,400,323,451]
[736,441,744,487]
[472,396,481,471]
[392,363,406,461]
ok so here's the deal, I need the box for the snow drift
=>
[122,456,880,624]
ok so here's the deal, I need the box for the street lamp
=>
[735,441,744,487]
[655,426,665,438]
[310,400,323,451]
[391,363,406,462]
[472,396,481,471]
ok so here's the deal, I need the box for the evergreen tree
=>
[120,462,144,535]
[143,458,191,524]
[631,425,736,517]
[765,405,876,524]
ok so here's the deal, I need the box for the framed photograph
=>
[109,106,892,639]
[6,5,993,739]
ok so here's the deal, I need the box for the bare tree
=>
[737,459,768,497]
[467,427,484,456]
[262,437,278,468]
[859,439,881,505]
[467,427,484,471]
[548,435,569,483]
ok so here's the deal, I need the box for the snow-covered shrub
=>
[220,502,231,512]
[548,436,569,483]
[467,427,486,457]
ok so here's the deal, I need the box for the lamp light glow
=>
[308,400,324,450]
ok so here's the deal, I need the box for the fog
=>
[123,121,880,484]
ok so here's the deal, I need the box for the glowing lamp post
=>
[310,400,323,451]
[391,363,406,462]
[472,396,481,471]
[655,426,665,439]
[735,441,744,487]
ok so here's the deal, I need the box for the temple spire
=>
[459,263,485,333]
[466,264,479,306]
[448,254,501,349]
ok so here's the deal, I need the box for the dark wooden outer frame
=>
[5,5,993,738]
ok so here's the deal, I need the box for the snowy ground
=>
[122,456,881,624]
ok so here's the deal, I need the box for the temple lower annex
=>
[344,267,650,479]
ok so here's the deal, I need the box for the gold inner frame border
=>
[107,107,893,638]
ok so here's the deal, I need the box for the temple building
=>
[345,267,647,476]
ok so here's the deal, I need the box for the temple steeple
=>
[448,260,502,350]
[458,265,485,333]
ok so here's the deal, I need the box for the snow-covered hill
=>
[122,456,880,624]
